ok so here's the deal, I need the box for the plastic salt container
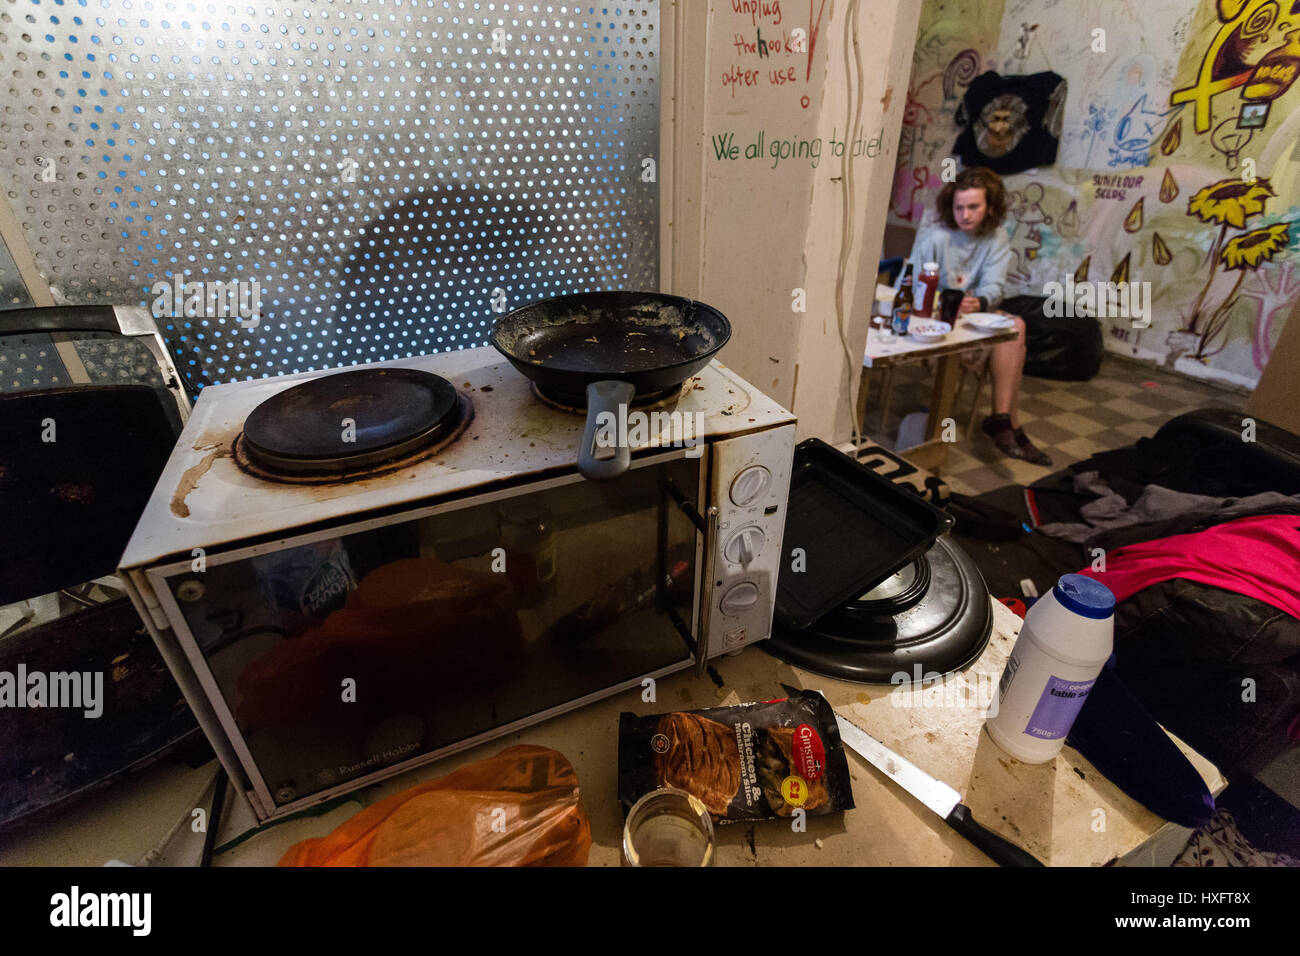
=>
[985,573,1116,764]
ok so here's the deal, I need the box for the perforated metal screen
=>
[0,1,659,388]
[0,235,32,309]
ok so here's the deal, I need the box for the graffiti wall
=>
[888,0,1300,388]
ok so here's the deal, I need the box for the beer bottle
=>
[891,264,914,336]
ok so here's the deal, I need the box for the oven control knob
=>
[723,526,766,565]
[719,581,761,617]
[730,466,772,507]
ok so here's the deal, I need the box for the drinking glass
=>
[622,788,716,866]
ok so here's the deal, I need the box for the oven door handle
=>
[661,479,717,674]
[664,478,706,534]
[693,505,720,677]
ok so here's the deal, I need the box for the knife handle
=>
[946,804,1044,867]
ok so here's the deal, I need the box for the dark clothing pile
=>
[949,408,1300,773]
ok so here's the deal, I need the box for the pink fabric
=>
[1077,514,1300,621]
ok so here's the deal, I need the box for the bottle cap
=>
[923,261,939,271]
[1053,573,1115,619]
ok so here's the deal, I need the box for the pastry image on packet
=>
[618,689,855,822]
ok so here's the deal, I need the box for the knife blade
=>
[780,683,1043,866]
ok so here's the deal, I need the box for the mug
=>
[939,289,965,323]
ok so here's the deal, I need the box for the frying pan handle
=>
[579,380,637,481]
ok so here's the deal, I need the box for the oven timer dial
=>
[730,465,772,507]
[723,526,766,565]
[719,581,761,617]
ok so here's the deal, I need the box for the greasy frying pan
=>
[490,291,732,480]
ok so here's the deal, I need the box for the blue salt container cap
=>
[1054,573,1116,620]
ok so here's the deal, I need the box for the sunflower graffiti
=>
[1222,222,1291,269]
[1184,176,1292,359]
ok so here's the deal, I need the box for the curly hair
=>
[935,167,1007,237]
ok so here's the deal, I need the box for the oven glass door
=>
[153,452,703,810]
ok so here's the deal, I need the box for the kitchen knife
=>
[780,684,1043,866]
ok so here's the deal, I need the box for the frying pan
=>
[490,291,732,480]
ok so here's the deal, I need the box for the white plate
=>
[965,312,1015,331]
[909,320,951,343]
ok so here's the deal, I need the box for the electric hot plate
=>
[240,367,466,477]
[763,534,993,684]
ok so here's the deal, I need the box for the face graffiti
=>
[1170,0,1299,134]
[975,94,1029,157]
[986,108,1017,150]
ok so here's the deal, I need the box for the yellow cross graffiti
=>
[1170,0,1280,133]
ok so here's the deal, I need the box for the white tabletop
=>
[864,318,1015,367]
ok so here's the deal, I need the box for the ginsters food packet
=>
[618,689,855,822]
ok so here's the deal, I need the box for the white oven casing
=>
[120,346,795,821]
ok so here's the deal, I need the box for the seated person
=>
[908,167,1050,466]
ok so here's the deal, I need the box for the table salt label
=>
[1024,676,1097,740]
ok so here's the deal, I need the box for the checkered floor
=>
[859,354,1248,497]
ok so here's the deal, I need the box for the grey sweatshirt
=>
[907,223,1012,311]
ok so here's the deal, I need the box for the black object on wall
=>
[954,71,1066,175]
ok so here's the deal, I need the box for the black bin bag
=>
[1001,294,1104,381]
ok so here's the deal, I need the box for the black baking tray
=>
[774,438,954,631]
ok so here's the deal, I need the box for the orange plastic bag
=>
[279,746,591,866]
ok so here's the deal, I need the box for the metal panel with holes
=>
[0,1,659,388]
[0,235,33,310]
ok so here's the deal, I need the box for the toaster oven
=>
[119,345,796,821]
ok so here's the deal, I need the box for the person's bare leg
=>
[981,315,1050,465]
[988,316,1026,428]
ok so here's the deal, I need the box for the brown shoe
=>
[1013,428,1053,466]
[981,414,1023,460]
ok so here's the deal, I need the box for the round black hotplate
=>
[242,368,460,476]
[763,535,992,683]
[845,555,931,614]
